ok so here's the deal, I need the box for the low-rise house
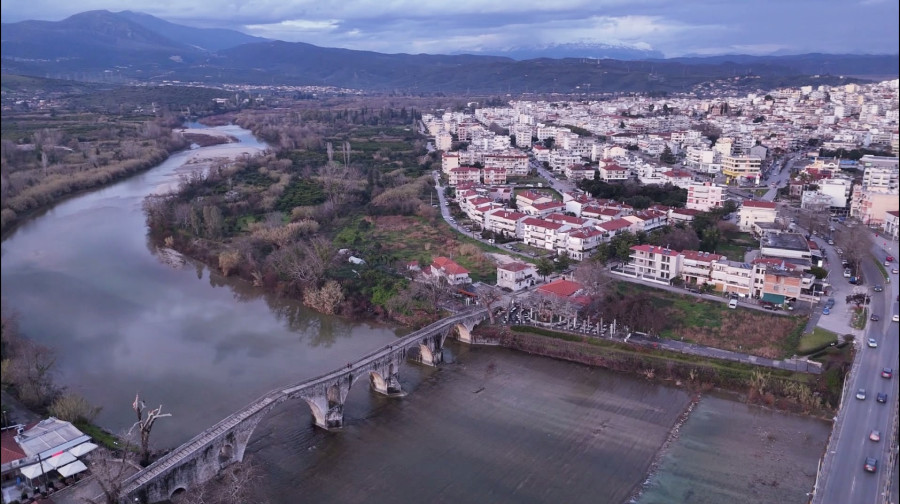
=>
[496,261,538,291]
[430,257,471,285]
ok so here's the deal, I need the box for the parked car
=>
[870,430,881,442]
[843,269,852,278]
[881,368,893,379]
[728,299,738,309]
[864,457,878,473]
[876,393,888,403]
[822,307,831,315]
[825,298,836,309]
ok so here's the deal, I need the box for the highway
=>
[814,239,899,504]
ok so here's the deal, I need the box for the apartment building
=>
[738,200,777,232]
[883,210,899,240]
[679,250,726,286]
[565,164,596,181]
[441,153,460,174]
[523,217,570,251]
[564,227,606,260]
[482,167,507,185]
[484,209,528,238]
[483,152,530,176]
[851,187,900,226]
[435,132,453,151]
[686,182,725,211]
[599,164,629,182]
[721,155,762,185]
[629,244,682,282]
[709,259,754,297]
[448,166,481,186]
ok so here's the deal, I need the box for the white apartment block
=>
[738,200,777,232]
[549,150,583,173]
[564,227,606,260]
[686,182,725,211]
[861,164,899,191]
[513,124,533,149]
[884,210,899,240]
[629,244,682,282]
[721,155,762,185]
[482,167,507,185]
[851,187,900,226]
[441,153,460,174]
[448,167,481,186]
[565,164,596,181]
[709,260,754,297]
[484,152,529,176]
[435,132,453,151]
[523,217,570,251]
[484,209,528,238]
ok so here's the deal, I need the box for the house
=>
[536,279,585,299]
[496,261,538,291]
[598,164,629,182]
[738,200,777,232]
[1,417,93,487]
[430,257,471,285]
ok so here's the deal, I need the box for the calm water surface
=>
[1,125,829,503]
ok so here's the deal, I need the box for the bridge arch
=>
[369,370,387,394]
[302,397,327,427]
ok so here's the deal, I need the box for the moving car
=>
[892,268,898,274]
[870,430,881,442]
[876,393,888,403]
[870,314,880,322]
[864,457,878,473]
[843,269,852,278]
[893,314,899,322]
[882,368,893,379]
[856,388,867,400]
[867,338,878,348]
[873,284,883,292]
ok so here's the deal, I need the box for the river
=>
[0,124,829,503]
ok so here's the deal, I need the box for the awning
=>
[762,293,785,304]
[46,451,77,468]
[57,460,88,478]
[19,462,51,480]
[68,442,98,457]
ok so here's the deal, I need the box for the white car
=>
[867,338,878,348]
[893,314,900,322]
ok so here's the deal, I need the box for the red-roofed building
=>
[482,166,508,185]
[565,227,607,260]
[537,279,584,298]
[485,209,529,238]
[680,250,726,286]
[526,200,567,217]
[449,166,481,186]
[430,257,471,285]
[545,213,592,228]
[669,207,701,224]
[523,217,570,250]
[629,244,682,282]
[496,261,538,291]
[565,164,596,181]
[599,164,629,182]
[598,218,635,237]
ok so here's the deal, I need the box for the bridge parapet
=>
[122,308,488,503]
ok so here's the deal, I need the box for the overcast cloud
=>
[2,0,897,57]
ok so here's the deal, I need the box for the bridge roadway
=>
[120,308,488,503]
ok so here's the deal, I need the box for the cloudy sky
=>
[2,0,898,57]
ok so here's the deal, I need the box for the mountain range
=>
[2,10,897,94]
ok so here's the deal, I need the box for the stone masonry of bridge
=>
[121,308,488,504]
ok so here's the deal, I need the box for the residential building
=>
[851,187,900,226]
[565,227,606,260]
[629,244,682,282]
[721,155,762,185]
[441,153,460,174]
[497,261,538,291]
[448,166,481,186]
[598,164,629,182]
[686,182,725,211]
[523,217,569,251]
[484,209,528,238]
[435,132,453,151]
[738,200,777,232]
[482,167,508,185]
[883,210,899,240]
[709,259,754,297]
[430,257,471,285]
[1,417,92,485]
[759,233,812,263]
[679,250,726,287]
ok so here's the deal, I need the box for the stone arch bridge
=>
[121,308,488,503]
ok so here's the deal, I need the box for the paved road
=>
[814,235,899,504]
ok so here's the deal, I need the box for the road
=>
[814,237,899,504]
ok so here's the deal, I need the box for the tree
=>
[129,393,172,466]
[86,439,141,504]
[554,252,571,272]
[536,258,554,281]
[660,145,677,165]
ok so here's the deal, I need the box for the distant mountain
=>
[116,10,269,51]
[656,53,900,78]
[1,11,897,93]
[470,42,664,61]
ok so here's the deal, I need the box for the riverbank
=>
[474,325,838,418]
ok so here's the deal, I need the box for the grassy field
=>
[798,327,839,354]
[614,282,807,359]
[715,232,758,262]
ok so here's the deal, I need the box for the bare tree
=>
[175,458,268,504]
[86,442,141,504]
[836,224,870,279]
[128,393,172,466]
[475,285,503,324]
[573,259,613,296]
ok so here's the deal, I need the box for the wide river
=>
[0,125,829,503]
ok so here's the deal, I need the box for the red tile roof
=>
[681,250,725,262]
[499,261,533,272]
[537,279,584,297]
[524,217,564,230]
[742,200,777,209]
